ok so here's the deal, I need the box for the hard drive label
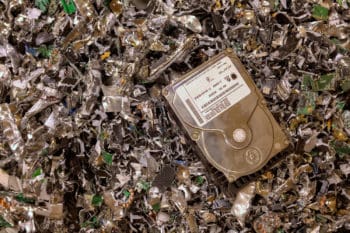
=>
[175,56,251,126]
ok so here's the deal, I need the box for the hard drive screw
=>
[274,143,281,150]
[191,131,199,140]
[162,89,169,96]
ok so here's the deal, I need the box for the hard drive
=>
[163,49,289,191]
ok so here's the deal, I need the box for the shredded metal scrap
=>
[0,0,349,232]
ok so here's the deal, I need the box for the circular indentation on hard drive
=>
[244,148,261,165]
[232,128,247,143]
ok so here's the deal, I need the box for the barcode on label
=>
[204,98,230,120]
[185,99,204,124]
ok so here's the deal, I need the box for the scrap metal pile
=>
[0,0,349,232]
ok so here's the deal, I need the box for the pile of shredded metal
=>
[0,0,349,232]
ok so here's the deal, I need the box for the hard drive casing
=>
[163,49,289,183]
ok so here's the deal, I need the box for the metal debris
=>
[0,0,349,232]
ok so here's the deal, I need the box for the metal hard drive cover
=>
[163,49,289,183]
